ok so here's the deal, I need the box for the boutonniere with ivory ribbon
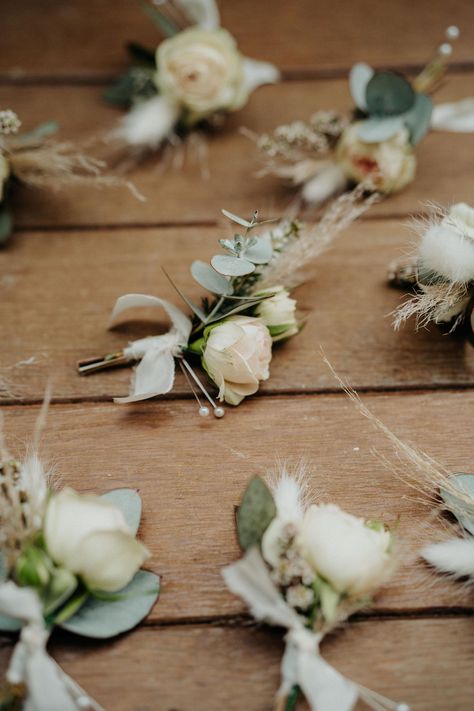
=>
[77,190,374,417]
[223,467,409,711]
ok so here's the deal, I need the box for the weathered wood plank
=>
[2,618,473,709]
[0,76,473,227]
[1,0,473,78]
[1,220,473,402]
[1,392,473,618]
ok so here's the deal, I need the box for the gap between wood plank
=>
[0,62,473,86]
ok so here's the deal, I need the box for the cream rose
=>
[254,287,299,342]
[0,154,10,202]
[155,27,247,121]
[297,504,392,596]
[202,315,272,405]
[337,122,416,194]
[44,489,149,592]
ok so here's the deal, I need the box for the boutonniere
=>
[223,469,407,711]
[105,0,279,161]
[247,26,470,207]
[0,110,138,246]
[77,191,373,416]
[389,202,474,342]
[0,402,160,710]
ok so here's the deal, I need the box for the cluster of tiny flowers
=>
[257,111,346,160]
[0,110,21,135]
[270,524,317,612]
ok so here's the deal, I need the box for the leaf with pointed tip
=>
[221,209,253,228]
[191,261,233,296]
[59,570,160,639]
[243,234,273,264]
[17,121,59,143]
[402,93,433,145]
[101,489,142,536]
[162,268,207,323]
[366,71,415,117]
[211,255,255,277]
[205,297,273,325]
[349,63,374,111]
[218,239,238,254]
[236,477,276,551]
[357,116,404,143]
[440,473,474,535]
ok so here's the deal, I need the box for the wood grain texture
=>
[1,0,473,78]
[1,220,473,403]
[0,75,473,228]
[2,618,474,710]
[2,392,473,619]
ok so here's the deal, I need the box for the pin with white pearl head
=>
[413,25,460,94]
[178,358,225,419]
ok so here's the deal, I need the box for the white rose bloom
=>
[203,315,272,405]
[254,287,299,341]
[155,27,248,121]
[44,488,149,592]
[0,154,10,202]
[337,122,416,194]
[297,504,392,596]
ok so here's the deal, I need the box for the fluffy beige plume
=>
[258,184,378,290]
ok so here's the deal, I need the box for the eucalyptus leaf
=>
[221,209,253,228]
[211,255,255,277]
[357,116,404,143]
[236,477,276,551]
[366,71,415,117]
[349,62,374,111]
[191,260,233,296]
[440,473,474,535]
[244,234,273,264]
[402,93,433,145]
[59,570,160,639]
[101,489,142,536]
[0,207,13,245]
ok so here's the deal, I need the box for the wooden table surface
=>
[1,2,474,709]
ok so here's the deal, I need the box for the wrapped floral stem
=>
[0,404,160,710]
[77,190,373,416]
[0,110,139,246]
[248,27,473,209]
[389,202,474,343]
[105,0,279,165]
[223,469,408,711]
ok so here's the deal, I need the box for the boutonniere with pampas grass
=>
[0,397,160,711]
[104,0,279,167]
[222,468,408,711]
[77,191,373,416]
[389,202,474,342]
[332,367,474,585]
[0,110,140,246]
[246,26,473,208]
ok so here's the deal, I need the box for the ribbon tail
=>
[297,648,358,711]
[431,98,474,132]
[109,293,192,344]
[114,347,176,403]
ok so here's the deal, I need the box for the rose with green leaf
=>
[223,468,404,711]
[0,422,159,711]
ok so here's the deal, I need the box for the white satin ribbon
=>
[222,548,400,711]
[109,293,192,404]
[0,582,104,711]
[431,99,474,132]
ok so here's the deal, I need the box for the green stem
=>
[284,685,301,711]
